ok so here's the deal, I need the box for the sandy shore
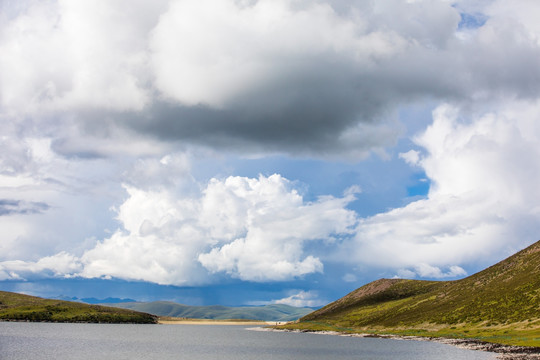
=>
[158,318,278,326]
[262,328,540,360]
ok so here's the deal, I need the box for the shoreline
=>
[261,328,540,360]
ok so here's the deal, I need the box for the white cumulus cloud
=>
[348,101,540,273]
[198,175,357,281]
[399,150,421,166]
[77,171,357,285]
[274,290,325,308]
[398,264,467,279]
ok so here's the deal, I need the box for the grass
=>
[280,321,540,347]
[0,291,157,324]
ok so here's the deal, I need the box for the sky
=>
[1,0,540,307]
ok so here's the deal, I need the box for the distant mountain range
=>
[54,295,137,304]
[106,301,314,321]
[282,240,540,347]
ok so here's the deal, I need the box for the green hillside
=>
[107,301,313,321]
[0,291,157,324]
[281,240,540,347]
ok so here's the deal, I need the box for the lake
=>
[0,322,496,359]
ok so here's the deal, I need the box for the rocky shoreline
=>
[260,328,540,360]
[365,334,540,360]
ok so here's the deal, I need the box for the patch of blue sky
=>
[458,12,488,30]
[398,101,438,138]
[406,172,430,197]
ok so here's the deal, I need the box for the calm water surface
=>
[0,322,496,360]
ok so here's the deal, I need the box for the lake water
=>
[0,322,496,360]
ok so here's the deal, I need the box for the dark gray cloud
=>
[131,76,383,153]
[103,29,540,159]
[0,199,50,216]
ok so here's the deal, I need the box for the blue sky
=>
[2,0,540,307]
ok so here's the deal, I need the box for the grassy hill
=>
[281,240,540,347]
[0,291,157,324]
[107,301,313,321]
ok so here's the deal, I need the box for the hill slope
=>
[283,240,540,347]
[107,301,313,321]
[0,291,157,323]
